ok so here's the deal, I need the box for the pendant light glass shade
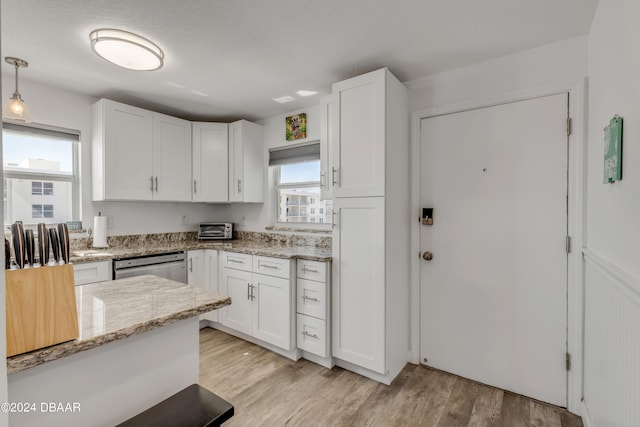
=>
[3,57,31,123]
[90,29,164,71]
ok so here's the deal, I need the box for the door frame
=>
[409,79,587,413]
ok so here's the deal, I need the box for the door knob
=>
[422,251,433,261]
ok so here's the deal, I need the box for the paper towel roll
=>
[93,216,108,248]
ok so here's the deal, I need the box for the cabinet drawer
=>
[296,278,327,320]
[220,251,252,272]
[296,259,327,282]
[253,255,290,279]
[73,260,112,286]
[297,314,327,357]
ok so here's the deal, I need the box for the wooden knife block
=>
[5,264,79,357]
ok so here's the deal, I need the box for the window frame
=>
[2,122,80,225]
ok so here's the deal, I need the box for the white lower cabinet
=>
[296,259,332,367]
[218,251,294,351]
[187,249,219,322]
[73,260,112,285]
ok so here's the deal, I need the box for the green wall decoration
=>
[603,115,623,183]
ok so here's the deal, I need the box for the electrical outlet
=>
[180,215,188,226]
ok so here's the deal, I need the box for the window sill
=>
[265,225,332,234]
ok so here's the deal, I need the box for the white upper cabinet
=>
[92,99,192,202]
[331,68,387,198]
[192,122,229,202]
[152,112,192,201]
[92,99,153,201]
[228,120,264,203]
[320,95,333,200]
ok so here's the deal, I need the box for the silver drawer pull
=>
[302,331,318,339]
[228,258,244,264]
[260,263,278,270]
[302,295,320,302]
[302,266,319,273]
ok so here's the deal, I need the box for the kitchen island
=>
[6,275,231,427]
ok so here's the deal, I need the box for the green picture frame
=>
[604,115,623,183]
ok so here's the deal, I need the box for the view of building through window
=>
[275,160,332,224]
[2,126,77,225]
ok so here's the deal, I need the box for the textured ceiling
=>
[1,0,598,122]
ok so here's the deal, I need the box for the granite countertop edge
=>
[71,241,332,264]
[7,296,231,374]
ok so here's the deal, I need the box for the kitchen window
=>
[270,142,332,226]
[2,123,79,225]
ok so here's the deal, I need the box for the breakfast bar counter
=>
[7,275,230,427]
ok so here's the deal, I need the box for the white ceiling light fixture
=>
[90,29,164,71]
[296,90,318,97]
[273,95,295,104]
[3,57,31,123]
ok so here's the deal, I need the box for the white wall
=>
[582,1,640,425]
[220,105,321,231]
[408,36,588,111]
[1,76,225,235]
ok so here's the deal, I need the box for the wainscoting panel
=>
[583,250,640,427]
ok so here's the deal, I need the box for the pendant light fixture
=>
[3,57,31,123]
[90,29,164,71]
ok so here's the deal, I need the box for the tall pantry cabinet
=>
[330,68,410,384]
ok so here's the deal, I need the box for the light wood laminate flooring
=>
[199,328,582,427]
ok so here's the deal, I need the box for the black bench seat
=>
[117,384,234,427]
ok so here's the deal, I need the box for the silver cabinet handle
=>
[237,179,242,193]
[149,176,154,192]
[302,331,318,339]
[320,172,326,189]
[332,167,338,186]
[302,266,319,273]
[228,258,244,264]
[250,283,255,300]
[302,295,319,302]
[189,257,193,273]
[331,212,336,229]
[259,263,278,270]
[194,179,197,194]
[154,176,158,192]
[247,282,251,300]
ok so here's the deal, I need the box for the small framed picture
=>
[286,113,307,141]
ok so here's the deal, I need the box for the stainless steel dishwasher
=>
[112,251,187,283]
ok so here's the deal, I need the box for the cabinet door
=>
[228,120,264,203]
[192,123,228,202]
[332,69,386,198]
[219,267,253,335]
[320,94,333,200]
[332,197,385,373]
[187,250,205,288]
[103,100,153,200]
[152,113,192,201]
[203,249,219,322]
[253,274,292,350]
[228,122,244,202]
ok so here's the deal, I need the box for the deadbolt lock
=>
[422,251,433,261]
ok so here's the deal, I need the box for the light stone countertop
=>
[7,275,231,374]
[71,240,332,264]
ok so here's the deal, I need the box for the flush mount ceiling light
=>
[273,95,295,104]
[3,57,31,123]
[90,29,164,71]
[296,90,318,97]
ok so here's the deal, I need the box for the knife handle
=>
[5,238,10,270]
[49,228,60,264]
[25,229,35,267]
[37,223,50,265]
[58,223,70,264]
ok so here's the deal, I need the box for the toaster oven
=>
[198,223,234,240]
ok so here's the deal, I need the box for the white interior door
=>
[419,94,568,406]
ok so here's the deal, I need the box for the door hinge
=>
[566,236,571,254]
[567,117,573,136]
[566,352,571,371]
